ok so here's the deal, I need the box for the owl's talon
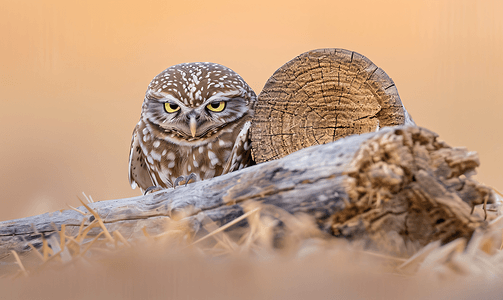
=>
[173,173,198,188]
[144,186,163,195]
[173,176,185,188]
[185,173,197,186]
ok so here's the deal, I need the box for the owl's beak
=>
[189,116,197,137]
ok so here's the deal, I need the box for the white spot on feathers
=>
[207,151,216,160]
[166,152,176,160]
[208,151,219,166]
[150,151,161,162]
[219,139,232,147]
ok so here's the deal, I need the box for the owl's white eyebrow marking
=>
[154,93,186,106]
[204,90,243,105]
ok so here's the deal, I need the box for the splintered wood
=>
[331,127,497,256]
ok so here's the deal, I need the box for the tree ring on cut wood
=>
[251,48,415,163]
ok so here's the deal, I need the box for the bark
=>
[0,126,494,258]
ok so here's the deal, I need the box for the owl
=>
[128,62,257,193]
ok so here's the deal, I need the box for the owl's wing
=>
[221,121,254,175]
[128,124,154,192]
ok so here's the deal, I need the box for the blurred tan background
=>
[0,0,501,221]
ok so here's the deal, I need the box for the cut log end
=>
[251,48,415,164]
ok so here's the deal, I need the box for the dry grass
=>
[1,192,503,300]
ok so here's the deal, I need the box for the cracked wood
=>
[251,48,415,163]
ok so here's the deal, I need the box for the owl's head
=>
[141,62,256,145]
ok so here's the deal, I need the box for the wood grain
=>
[251,48,415,163]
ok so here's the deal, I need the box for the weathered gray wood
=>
[0,126,494,259]
[251,48,415,163]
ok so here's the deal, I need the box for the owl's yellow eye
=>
[164,102,180,113]
[207,101,226,112]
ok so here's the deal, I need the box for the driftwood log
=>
[0,126,495,259]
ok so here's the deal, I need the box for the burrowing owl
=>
[128,62,257,192]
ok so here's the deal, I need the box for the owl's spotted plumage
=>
[128,62,257,192]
